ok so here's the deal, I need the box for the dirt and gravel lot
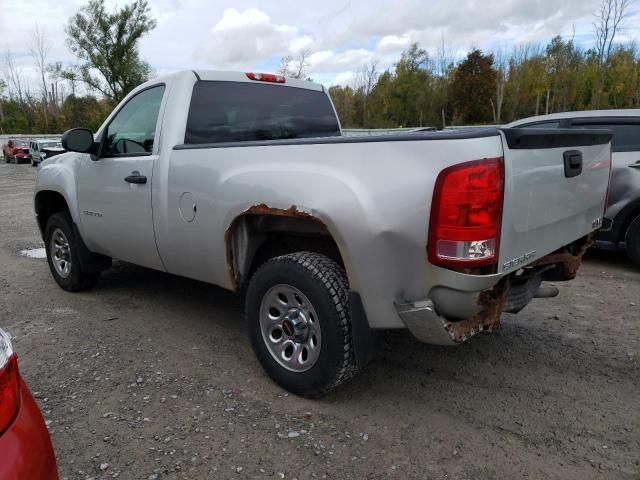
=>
[0,163,639,480]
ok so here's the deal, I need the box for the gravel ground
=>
[1,163,639,480]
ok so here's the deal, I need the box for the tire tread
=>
[248,251,358,397]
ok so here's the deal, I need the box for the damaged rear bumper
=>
[395,238,589,345]
[395,279,509,346]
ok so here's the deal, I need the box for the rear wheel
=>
[246,252,357,397]
[625,214,640,269]
[45,212,99,291]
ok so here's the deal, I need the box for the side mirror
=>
[61,128,96,154]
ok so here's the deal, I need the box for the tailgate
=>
[498,128,612,273]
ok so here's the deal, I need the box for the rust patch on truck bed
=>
[445,279,509,343]
[224,204,324,290]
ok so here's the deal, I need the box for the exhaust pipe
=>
[534,285,559,299]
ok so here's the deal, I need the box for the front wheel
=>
[45,212,99,291]
[625,214,640,269]
[246,252,357,398]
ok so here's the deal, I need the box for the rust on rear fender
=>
[224,204,325,290]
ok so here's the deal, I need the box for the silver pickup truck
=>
[34,70,612,397]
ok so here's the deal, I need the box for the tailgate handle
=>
[563,150,583,178]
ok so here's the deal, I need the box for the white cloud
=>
[377,34,413,54]
[2,0,640,92]
[289,35,314,53]
[196,8,311,70]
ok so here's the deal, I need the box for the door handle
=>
[629,161,640,169]
[124,171,147,184]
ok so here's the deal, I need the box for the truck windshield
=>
[185,81,340,144]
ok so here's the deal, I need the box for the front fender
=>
[34,152,83,226]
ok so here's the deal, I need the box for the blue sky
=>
[2,0,639,90]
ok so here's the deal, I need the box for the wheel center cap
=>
[283,309,309,341]
[282,319,295,337]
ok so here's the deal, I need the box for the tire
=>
[31,158,36,167]
[246,252,357,398]
[625,214,640,269]
[44,212,99,291]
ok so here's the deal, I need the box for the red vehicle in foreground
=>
[0,328,58,480]
[2,139,31,164]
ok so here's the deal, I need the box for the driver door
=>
[77,84,166,270]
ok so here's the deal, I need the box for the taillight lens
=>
[245,72,286,83]
[0,329,20,435]
[428,157,504,267]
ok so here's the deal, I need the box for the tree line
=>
[329,35,640,129]
[1,0,637,134]
[0,0,155,135]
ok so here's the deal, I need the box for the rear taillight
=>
[245,72,286,83]
[428,157,504,268]
[0,329,20,435]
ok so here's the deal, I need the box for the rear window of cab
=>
[184,81,340,144]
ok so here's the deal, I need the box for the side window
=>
[102,85,165,157]
[519,121,561,129]
[571,122,640,152]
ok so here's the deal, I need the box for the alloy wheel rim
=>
[50,228,71,278]
[259,284,321,372]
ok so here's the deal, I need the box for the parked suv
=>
[30,139,65,167]
[3,138,31,164]
[508,110,640,268]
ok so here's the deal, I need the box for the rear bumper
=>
[395,277,509,346]
[0,380,58,480]
[395,239,590,345]
[395,274,544,345]
[395,299,458,345]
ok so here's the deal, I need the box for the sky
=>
[2,0,640,90]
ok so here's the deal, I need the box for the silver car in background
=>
[29,139,65,167]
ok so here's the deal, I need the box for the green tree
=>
[66,0,157,103]
[450,49,497,124]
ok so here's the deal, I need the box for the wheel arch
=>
[224,205,352,292]
[34,190,73,239]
